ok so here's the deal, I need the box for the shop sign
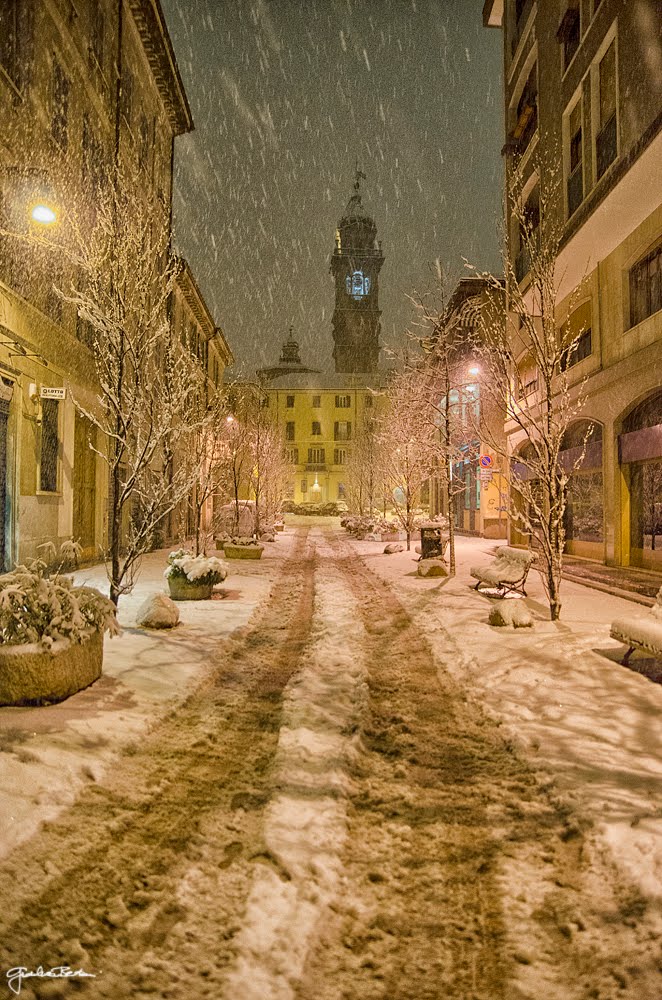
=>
[40,386,66,400]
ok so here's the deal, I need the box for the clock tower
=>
[330,170,384,373]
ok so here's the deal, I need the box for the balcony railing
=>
[305,463,326,472]
[596,113,617,179]
[567,161,583,217]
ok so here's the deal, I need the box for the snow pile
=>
[224,532,368,999]
[417,558,447,577]
[488,599,533,628]
[135,592,180,629]
[164,549,228,585]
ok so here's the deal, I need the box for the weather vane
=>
[354,160,366,191]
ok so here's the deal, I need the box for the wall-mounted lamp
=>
[30,203,58,225]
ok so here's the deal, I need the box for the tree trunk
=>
[446,472,456,576]
[110,463,122,607]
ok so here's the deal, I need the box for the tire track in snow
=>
[0,529,318,1000]
[222,530,369,999]
[310,532,662,1000]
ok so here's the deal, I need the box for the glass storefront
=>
[620,389,662,570]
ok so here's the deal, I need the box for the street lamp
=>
[468,365,481,377]
[30,203,58,225]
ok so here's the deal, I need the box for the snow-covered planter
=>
[223,538,264,560]
[0,564,119,706]
[165,550,228,600]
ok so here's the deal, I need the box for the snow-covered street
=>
[1,525,661,999]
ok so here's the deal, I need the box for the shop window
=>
[561,422,604,543]
[620,391,662,566]
[40,399,60,492]
[337,483,346,498]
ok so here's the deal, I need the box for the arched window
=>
[561,421,604,545]
[620,390,662,565]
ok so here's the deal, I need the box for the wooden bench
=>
[470,546,537,598]
[610,587,662,665]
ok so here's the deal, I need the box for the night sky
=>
[160,1,504,374]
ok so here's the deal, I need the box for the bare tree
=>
[378,367,438,551]
[219,384,288,538]
[182,378,229,556]
[406,284,486,575]
[469,160,589,620]
[3,169,205,604]
[344,409,384,516]
[247,409,289,536]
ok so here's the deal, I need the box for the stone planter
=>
[0,631,103,707]
[167,576,213,601]
[223,544,264,560]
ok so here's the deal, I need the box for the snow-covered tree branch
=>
[468,156,590,620]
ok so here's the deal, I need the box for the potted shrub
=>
[223,536,264,560]
[165,550,228,600]
[0,563,119,707]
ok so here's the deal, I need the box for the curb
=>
[562,571,655,608]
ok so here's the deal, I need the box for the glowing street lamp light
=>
[30,203,57,225]
[468,366,481,377]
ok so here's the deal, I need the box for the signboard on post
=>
[479,454,493,469]
[40,386,66,400]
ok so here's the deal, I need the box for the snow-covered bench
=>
[470,546,537,598]
[610,587,662,665]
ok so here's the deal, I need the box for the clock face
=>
[345,270,371,300]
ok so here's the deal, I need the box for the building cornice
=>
[127,0,193,136]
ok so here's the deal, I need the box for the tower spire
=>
[330,171,384,374]
[354,163,366,192]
